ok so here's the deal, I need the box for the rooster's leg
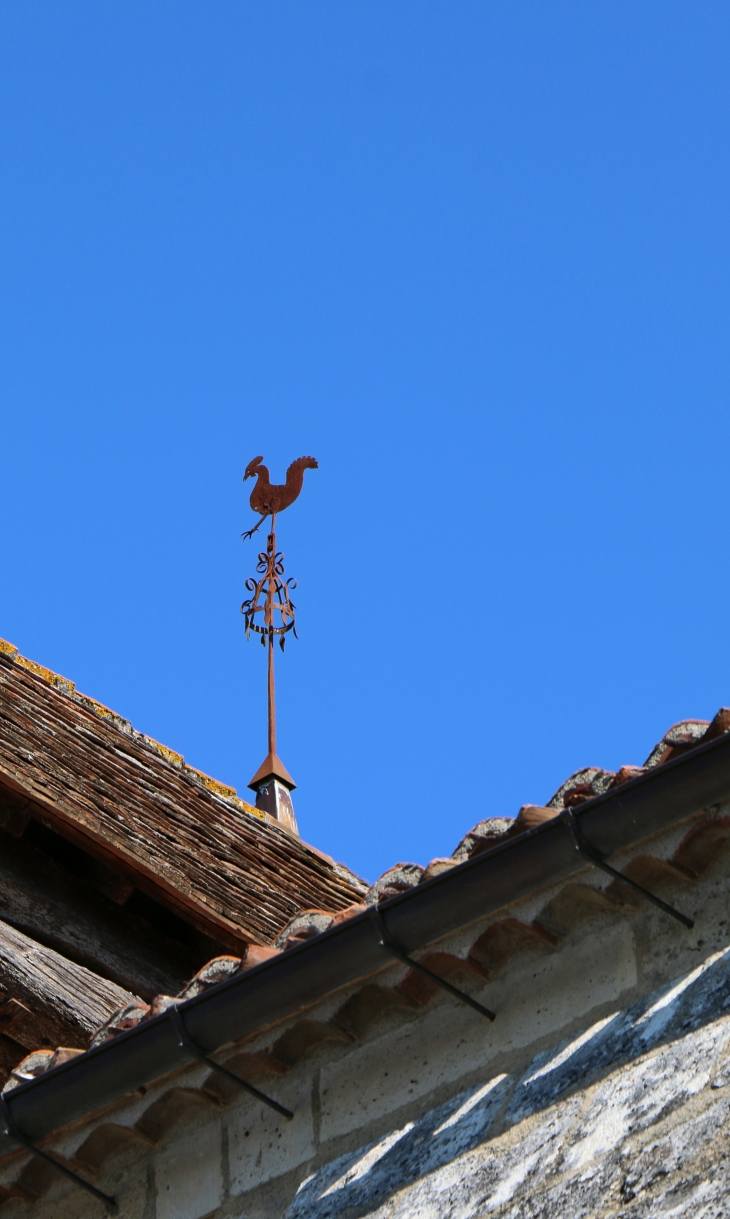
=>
[241,514,269,542]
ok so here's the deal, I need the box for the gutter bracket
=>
[0,1097,118,1215]
[368,906,496,1020]
[168,1006,293,1120]
[560,809,694,929]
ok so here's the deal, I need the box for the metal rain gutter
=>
[4,728,730,1156]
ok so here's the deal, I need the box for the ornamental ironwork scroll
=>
[240,532,297,652]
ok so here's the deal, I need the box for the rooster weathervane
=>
[240,455,318,834]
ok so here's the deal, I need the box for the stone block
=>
[509,942,730,1127]
[320,922,635,1140]
[229,1080,315,1196]
[156,1122,222,1219]
[288,1074,511,1218]
[19,1160,150,1219]
[564,1017,730,1171]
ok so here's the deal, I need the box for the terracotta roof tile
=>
[2,1046,83,1094]
[451,819,513,862]
[546,766,615,810]
[364,862,424,904]
[643,719,711,768]
[276,910,336,950]
[360,708,730,913]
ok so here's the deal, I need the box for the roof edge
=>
[0,640,289,834]
[5,725,730,1149]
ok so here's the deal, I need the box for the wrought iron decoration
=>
[240,456,318,833]
[240,532,298,654]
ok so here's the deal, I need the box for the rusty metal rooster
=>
[241,455,318,541]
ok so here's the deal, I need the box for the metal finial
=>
[240,456,318,834]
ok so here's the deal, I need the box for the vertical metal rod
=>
[266,513,277,758]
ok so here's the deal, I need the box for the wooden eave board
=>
[0,657,364,946]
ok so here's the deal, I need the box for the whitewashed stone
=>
[509,944,730,1126]
[564,1020,730,1171]
[319,922,635,1141]
[287,1074,513,1218]
[156,1122,222,1219]
[287,942,730,1218]
[17,817,730,1219]
[489,921,636,1053]
[229,1079,315,1195]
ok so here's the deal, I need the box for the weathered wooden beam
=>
[0,917,138,1049]
[0,778,247,954]
[0,824,197,1000]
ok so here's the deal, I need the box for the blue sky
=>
[1,3,729,883]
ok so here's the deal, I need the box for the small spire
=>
[248,751,296,791]
[248,751,297,835]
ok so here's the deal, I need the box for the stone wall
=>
[3,806,730,1218]
[288,944,730,1217]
